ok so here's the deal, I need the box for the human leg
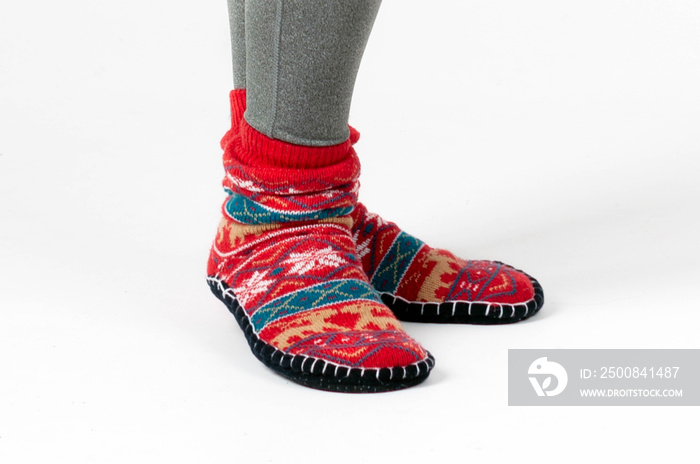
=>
[227,0,246,89]
[244,0,380,146]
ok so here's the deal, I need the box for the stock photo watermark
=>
[508,350,699,406]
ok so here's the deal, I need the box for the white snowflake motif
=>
[282,246,345,275]
[228,174,265,193]
[353,232,372,260]
[353,211,385,260]
[235,270,275,306]
[365,210,386,227]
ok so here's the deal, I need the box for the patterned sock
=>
[351,203,545,324]
[222,89,544,324]
[207,91,434,392]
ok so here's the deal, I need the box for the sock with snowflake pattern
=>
[207,103,433,392]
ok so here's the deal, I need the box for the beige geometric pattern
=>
[408,248,467,302]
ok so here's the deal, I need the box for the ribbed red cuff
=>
[230,88,247,130]
[220,89,247,150]
[238,119,354,170]
[223,88,362,170]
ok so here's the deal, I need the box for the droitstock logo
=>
[510,349,699,406]
[528,357,568,397]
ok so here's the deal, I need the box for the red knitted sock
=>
[351,204,544,324]
[207,92,433,392]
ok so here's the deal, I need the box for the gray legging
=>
[226,0,382,146]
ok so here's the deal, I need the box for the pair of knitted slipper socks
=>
[206,90,543,393]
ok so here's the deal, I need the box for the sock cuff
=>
[238,119,354,170]
[221,89,248,150]
[225,88,360,169]
[221,121,361,226]
[222,126,361,200]
[219,89,362,225]
[223,88,361,164]
[230,88,247,129]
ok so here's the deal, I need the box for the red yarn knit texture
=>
[208,90,430,372]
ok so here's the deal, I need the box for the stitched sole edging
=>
[207,277,435,393]
[382,265,545,325]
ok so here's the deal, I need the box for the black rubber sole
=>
[382,266,545,325]
[207,277,435,393]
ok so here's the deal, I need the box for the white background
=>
[1,1,699,462]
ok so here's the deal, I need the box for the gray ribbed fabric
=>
[227,0,246,89]
[227,0,381,146]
